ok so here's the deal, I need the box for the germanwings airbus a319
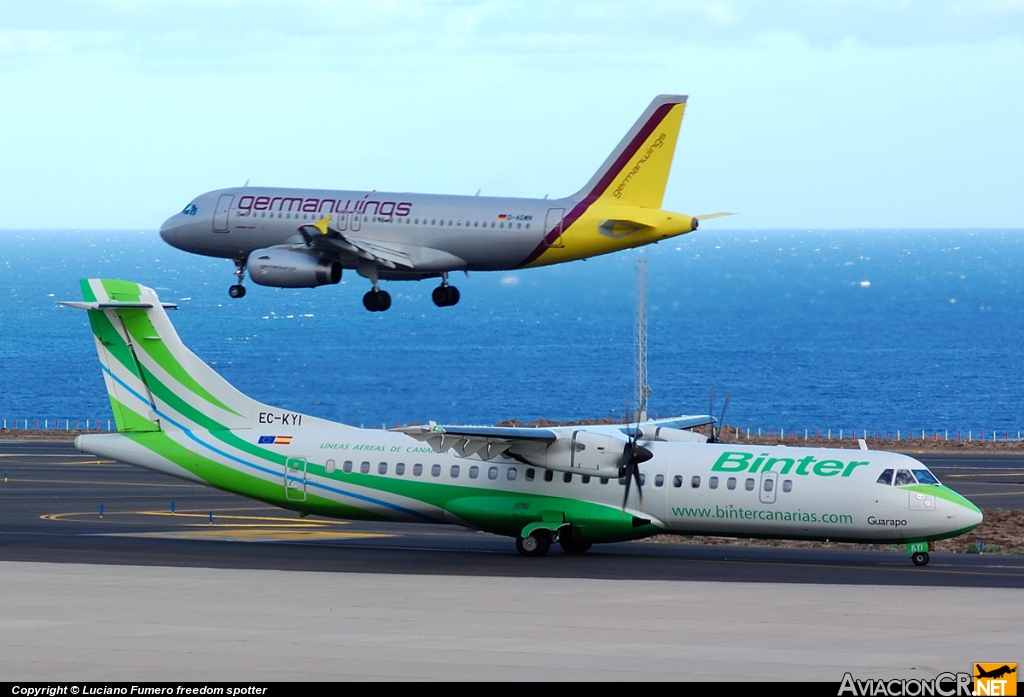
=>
[159,94,732,311]
[65,279,982,565]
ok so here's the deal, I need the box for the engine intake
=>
[247,248,342,288]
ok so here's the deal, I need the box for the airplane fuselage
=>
[159,186,696,277]
[77,425,982,546]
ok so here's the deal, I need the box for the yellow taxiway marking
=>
[110,530,393,542]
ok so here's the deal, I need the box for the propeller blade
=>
[621,461,633,509]
[632,463,644,506]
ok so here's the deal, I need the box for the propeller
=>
[620,425,653,510]
[707,389,732,443]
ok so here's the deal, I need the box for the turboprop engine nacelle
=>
[516,430,626,479]
[248,248,342,288]
[636,425,708,443]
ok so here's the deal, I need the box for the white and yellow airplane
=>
[65,279,982,565]
[159,95,732,311]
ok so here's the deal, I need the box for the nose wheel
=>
[432,284,460,307]
[911,551,930,566]
[363,289,392,312]
[229,260,247,299]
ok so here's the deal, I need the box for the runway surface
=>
[2,440,1022,588]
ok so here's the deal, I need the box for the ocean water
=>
[1,228,1023,435]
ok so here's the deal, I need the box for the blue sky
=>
[1,0,1022,229]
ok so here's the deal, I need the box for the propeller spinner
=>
[620,435,653,509]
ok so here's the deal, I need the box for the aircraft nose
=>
[958,502,983,531]
[159,215,186,249]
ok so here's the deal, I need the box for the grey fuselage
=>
[160,187,558,277]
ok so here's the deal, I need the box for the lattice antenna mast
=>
[634,250,650,422]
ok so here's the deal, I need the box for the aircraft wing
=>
[298,218,414,269]
[394,423,559,460]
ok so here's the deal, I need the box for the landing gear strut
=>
[358,261,391,312]
[432,273,460,307]
[228,260,247,299]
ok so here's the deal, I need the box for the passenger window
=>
[691,476,701,488]
[763,478,774,492]
[431,464,441,477]
[876,469,893,485]
[488,466,498,480]
[507,468,517,481]
[618,476,628,485]
[709,476,718,490]
[450,465,460,478]
[673,475,683,488]
[413,463,423,476]
[745,478,755,491]
[544,470,554,482]
[396,463,405,476]
[469,465,479,479]
[343,460,353,473]
[912,469,940,485]
[563,472,572,483]
[526,468,535,481]
[654,474,664,487]
[325,459,336,474]
[894,469,916,486]
[639,473,646,485]
[378,462,387,475]
[582,475,591,484]
[783,479,793,492]
[360,461,370,474]
[727,477,737,490]
[600,478,609,485]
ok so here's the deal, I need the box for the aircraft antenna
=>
[633,249,650,422]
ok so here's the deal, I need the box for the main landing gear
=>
[912,551,930,566]
[515,530,593,557]
[363,288,392,312]
[228,260,247,298]
[432,273,460,308]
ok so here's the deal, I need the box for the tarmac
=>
[1,440,1022,680]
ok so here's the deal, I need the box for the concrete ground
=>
[1,561,1018,681]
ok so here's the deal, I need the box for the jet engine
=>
[247,248,342,288]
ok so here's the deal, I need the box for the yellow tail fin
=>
[570,95,687,209]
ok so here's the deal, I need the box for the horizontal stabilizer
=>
[695,212,736,221]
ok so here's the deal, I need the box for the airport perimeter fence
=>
[2,418,1024,443]
[729,427,1024,443]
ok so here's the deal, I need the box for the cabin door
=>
[213,194,234,232]
[284,457,307,502]
[544,208,565,248]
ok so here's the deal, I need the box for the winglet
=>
[312,215,332,236]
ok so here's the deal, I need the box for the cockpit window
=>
[182,204,198,215]
[912,469,940,485]
[876,469,893,486]
[894,469,917,486]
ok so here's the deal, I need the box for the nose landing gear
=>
[229,261,247,298]
[432,273,460,307]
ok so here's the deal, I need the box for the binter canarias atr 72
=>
[65,279,981,564]
[158,95,733,311]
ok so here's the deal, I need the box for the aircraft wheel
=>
[912,551,929,566]
[516,533,551,557]
[229,284,246,299]
[363,290,391,312]
[432,285,460,307]
[559,539,592,555]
